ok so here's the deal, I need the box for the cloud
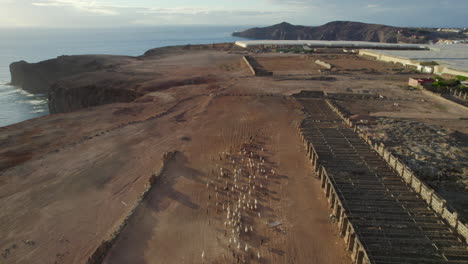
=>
[0,0,467,27]
[32,0,119,15]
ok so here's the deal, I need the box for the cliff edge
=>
[9,45,230,114]
[10,55,148,113]
[9,55,121,94]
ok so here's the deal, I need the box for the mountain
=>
[232,21,463,44]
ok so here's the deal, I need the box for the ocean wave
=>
[17,88,36,96]
[0,85,48,100]
[0,89,20,97]
[32,109,46,113]
[18,99,48,105]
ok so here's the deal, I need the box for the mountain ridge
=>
[233,21,464,44]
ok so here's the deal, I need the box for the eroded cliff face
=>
[48,76,141,113]
[9,55,143,113]
[9,55,119,94]
[9,45,230,114]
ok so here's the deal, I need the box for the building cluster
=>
[437,28,467,34]
[435,39,468,44]
[408,78,435,88]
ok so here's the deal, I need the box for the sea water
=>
[0,26,248,127]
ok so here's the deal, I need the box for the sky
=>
[0,0,467,28]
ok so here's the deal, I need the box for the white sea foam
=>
[27,99,47,105]
[17,88,35,96]
[0,89,20,97]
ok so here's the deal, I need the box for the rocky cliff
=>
[233,21,463,44]
[9,45,225,114]
[9,55,120,94]
[10,55,144,113]
[48,74,142,113]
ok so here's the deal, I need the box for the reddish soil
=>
[0,48,466,264]
[103,95,349,264]
[254,56,321,75]
[317,54,402,71]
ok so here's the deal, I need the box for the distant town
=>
[434,27,468,44]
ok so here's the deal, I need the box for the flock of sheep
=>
[204,141,276,263]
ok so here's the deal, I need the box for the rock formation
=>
[10,55,144,113]
[9,46,222,114]
[9,55,121,94]
[233,21,464,44]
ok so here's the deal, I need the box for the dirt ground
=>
[1,48,467,263]
[314,54,403,71]
[102,95,349,264]
[253,56,322,75]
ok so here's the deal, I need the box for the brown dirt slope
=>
[1,49,467,263]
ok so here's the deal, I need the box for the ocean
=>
[0,26,248,127]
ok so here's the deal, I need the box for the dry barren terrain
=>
[1,46,467,263]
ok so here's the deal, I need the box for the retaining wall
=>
[420,88,468,109]
[359,50,468,77]
[86,151,177,264]
[242,56,273,76]
[242,56,257,76]
[434,65,468,78]
[358,50,420,69]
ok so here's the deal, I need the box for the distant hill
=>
[233,21,464,44]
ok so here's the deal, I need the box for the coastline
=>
[0,26,246,127]
[0,81,49,127]
[1,42,467,263]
